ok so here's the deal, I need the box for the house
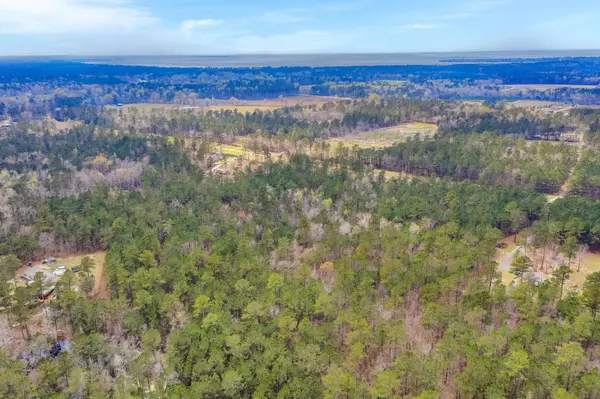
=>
[21,266,59,301]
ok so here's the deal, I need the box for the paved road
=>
[499,245,546,283]
[500,246,525,271]
[548,195,563,203]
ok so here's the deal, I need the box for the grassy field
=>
[507,100,569,108]
[565,252,600,289]
[326,122,437,149]
[218,144,247,156]
[105,96,345,114]
[106,103,181,112]
[375,169,417,180]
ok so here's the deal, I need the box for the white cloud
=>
[401,24,442,30]
[0,0,156,34]
[181,19,223,33]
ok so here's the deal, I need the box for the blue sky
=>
[1,0,599,55]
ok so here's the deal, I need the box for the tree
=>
[582,272,600,320]
[510,253,533,281]
[0,349,37,398]
[505,202,526,242]
[370,370,399,399]
[73,333,107,367]
[137,250,157,270]
[532,221,552,271]
[560,236,580,267]
[322,366,358,399]
[0,254,21,286]
[193,294,211,318]
[554,342,586,391]
[78,274,94,297]
[11,286,35,339]
[582,272,600,347]
[553,264,572,299]
[79,256,95,278]
[221,369,244,397]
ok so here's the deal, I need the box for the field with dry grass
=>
[508,100,568,108]
[105,95,345,115]
[565,252,600,289]
[13,251,106,297]
[325,122,437,149]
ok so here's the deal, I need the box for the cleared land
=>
[13,251,106,296]
[565,252,600,288]
[495,234,600,289]
[507,100,568,108]
[326,122,437,149]
[106,96,346,114]
[503,84,599,91]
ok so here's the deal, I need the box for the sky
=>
[1,0,600,56]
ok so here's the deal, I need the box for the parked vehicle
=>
[71,267,79,272]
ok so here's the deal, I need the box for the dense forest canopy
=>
[3,56,600,398]
[2,58,600,120]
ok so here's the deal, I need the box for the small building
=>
[21,266,59,300]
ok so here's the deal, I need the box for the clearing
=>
[326,122,437,149]
[14,252,106,297]
[375,169,416,181]
[495,234,600,290]
[565,252,600,288]
[503,84,598,91]
[105,96,346,114]
[507,100,569,108]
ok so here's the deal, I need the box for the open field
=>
[326,122,437,149]
[13,251,106,295]
[495,233,600,289]
[507,100,569,108]
[503,84,599,91]
[105,96,346,114]
[218,144,247,157]
[565,252,600,289]
[375,169,417,180]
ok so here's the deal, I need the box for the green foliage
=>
[2,141,600,398]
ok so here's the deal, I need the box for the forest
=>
[3,57,600,123]
[3,57,600,399]
[360,134,579,193]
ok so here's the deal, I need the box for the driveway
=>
[500,246,525,271]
